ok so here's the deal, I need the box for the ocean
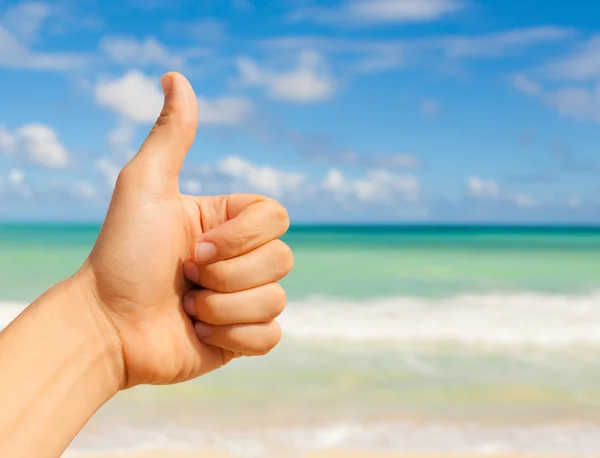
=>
[1,225,600,456]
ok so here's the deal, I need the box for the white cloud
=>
[261,27,573,75]
[512,73,543,97]
[441,27,573,58]
[214,159,417,207]
[522,35,600,125]
[0,5,90,71]
[323,169,345,191]
[350,0,463,23]
[237,50,336,103]
[467,177,499,198]
[8,168,32,197]
[0,123,70,168]
[96,158,121,188]
[14,124,70,168]
[357,169,420,203]
[9,169,24,186]
[218,156,306,198]
[514,193,537,209]
[1,1,51,42]
[0,24,87,70]
[198,96,253,125]
[107,121,136,159]
[420,98,440,117]
[71,181,96,200]
[179,19,226,41]
[467,176,543,211]
[566,196,581,208]
[544,35,600,81]
[547,86,600,121]
[512,74,600,123]
[95,71,252,161]
[95,71,164,123]
[289,0,464,26]
[100,36,185,68]
[95,72,161,163]
[0,125,14,151]
[324,168,420,204]
[297,140,420,168]
[96,71,253,126]
[181,179,201,194]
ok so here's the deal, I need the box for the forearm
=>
[0,272,124,458]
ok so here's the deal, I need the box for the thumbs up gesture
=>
[78,73,293,389]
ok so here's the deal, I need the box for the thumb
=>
[130,72,199,188]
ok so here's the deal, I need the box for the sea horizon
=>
[2,221,600,229]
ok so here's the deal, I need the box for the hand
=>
[76,73,293,389]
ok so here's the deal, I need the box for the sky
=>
[0,0,600,223]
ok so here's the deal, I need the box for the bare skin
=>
[0,72,293,458]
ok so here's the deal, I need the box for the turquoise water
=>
[2,225,600,302]
[3,225,600,455]
[284,226,600,299]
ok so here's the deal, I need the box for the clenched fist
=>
[78,72,293,389]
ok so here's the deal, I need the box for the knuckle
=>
[115,163,136,186]
[116,159,157,193]
[179,115,198,135]
[149,113,172,138]
[227,325,243,348]
[153,110,171,129]
[267,200,290,234]
[200,292,222,323]
[204,262,235,293]
[156,107,197,134]
[226,232,249,255]
[254,321,282,355]
[270,241,294,279]
[230,218,261,253]
[266,284,287,319]
[244,214,264,241]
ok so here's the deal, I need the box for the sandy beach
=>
[68,451,566,458]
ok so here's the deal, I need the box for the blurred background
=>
[1,0,600,457]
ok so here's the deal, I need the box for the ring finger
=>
[193,321,282,356]
[183,283,286,325]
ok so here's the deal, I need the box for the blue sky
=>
[0,0,599,223]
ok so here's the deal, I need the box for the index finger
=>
[193,197,290,264]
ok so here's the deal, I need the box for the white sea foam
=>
[5,291,600,348]
[278,291,600,348]
[0,301,27,329]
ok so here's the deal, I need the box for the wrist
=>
[70,263,127,391]
[0,266,126,456]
